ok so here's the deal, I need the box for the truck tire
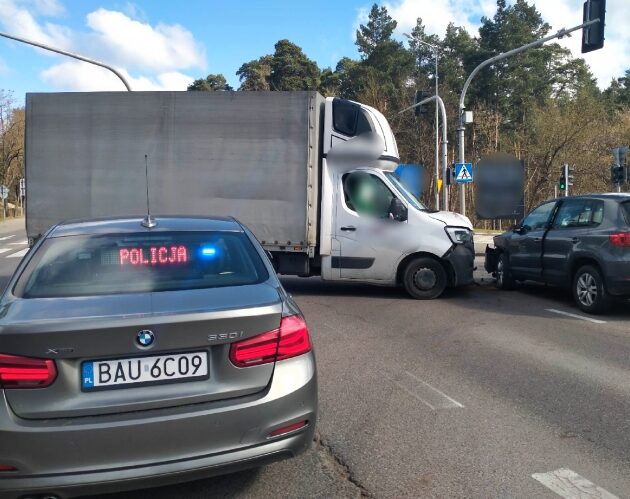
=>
[495,252,516,290]
[403,257,447,300]
[573,264,611,315]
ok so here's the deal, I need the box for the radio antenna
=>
[141,154,157,228]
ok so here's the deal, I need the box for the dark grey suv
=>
[486,194,630,314]
[0,216,317,498]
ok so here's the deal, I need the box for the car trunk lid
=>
[0,283,282,419]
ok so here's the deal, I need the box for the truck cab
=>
[318,97,474,299]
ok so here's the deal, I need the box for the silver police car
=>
[0,216,317,498]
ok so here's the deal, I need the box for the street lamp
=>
[404,33,440,210]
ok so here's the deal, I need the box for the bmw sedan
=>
[0,216,317,498]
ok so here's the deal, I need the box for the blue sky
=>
[1,0,628,104]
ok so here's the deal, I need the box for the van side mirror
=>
[389,198,407,222]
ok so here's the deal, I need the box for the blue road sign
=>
[454,163,473,183]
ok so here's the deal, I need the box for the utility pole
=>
[456,17,602,217]
[404,33,440,210]
[0,31,132,91]
[398,95,449,210]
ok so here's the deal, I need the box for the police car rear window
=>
[15,231,269,298]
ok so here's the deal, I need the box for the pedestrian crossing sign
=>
[454,163,473,183]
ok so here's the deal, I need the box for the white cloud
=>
[0,0,70,48]
[0,0,206,92]
[363,0,629,88]
[41,60,195,91]
[84,9,206,73]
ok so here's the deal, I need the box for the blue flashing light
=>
[201,246,216,256]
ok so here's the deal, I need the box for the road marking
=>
[0,235,15,241]
[532,468,618,499]
[7,248,28,258]
[0,248,11,254]
[393,371,464,410]
[9,240,27,245]
[546,308,607,324]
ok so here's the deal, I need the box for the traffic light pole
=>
[399,95,449,210]
[564,163,570,197]
[456,18,600,216]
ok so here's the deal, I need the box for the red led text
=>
[119,246,188,266]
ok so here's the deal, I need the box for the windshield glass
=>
[15,231,269,298]
[384,172,426,211]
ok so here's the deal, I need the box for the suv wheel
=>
[573,265,611,314]
[495,253,516,290]
[403,257,447,300]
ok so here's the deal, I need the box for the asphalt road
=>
[2,219,630,498]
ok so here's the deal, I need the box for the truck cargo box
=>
[25,91,324,253]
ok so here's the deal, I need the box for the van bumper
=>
[444,243,475,287]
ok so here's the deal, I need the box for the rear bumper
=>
[0,354,317,499]
[444,243,475,287]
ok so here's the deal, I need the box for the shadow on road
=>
[85,467,262,499]
[279,276,468,301]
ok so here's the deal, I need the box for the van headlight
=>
[445,227,472,244]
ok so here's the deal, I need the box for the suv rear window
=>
[15,231,269,298]
[622,202,630,225]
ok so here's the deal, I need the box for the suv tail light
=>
[0,354,57,388]
[230,315,311,368]
[609,232,630,247]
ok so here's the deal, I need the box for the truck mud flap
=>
[484,245,499,273]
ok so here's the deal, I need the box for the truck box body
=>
[25,91,324,253]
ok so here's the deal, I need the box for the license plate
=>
[81,351,209,391]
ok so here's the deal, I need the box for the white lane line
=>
[393,371,464,410]
[9,240,27,245]
[0,248,11,254]
[0,235,15,241]
[532,468,618,499]
[546,308,607,324]
[7,248,28,258]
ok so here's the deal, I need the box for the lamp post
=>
[404,33,440,210]
[0,31,132,91]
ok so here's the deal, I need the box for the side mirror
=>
[389,198,407,222]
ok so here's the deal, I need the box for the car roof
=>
[551,193,630,202]
[47,216,244,238]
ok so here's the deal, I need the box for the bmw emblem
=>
[137,330,155,347]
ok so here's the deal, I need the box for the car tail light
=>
[268,420,308,438]
[230,315,311,368]
[609,232,630,247]
[0,354,57,388]
[0,465,17,472]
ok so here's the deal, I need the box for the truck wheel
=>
[495,253,516,290]
[573,265,611,315]
[403,257,447,300]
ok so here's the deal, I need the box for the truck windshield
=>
[15,231,269,298]
[384,172,426,211]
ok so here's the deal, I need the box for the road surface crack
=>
[314,432,372,497]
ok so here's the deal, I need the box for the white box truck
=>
[25,90,474,299]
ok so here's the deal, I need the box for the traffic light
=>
[445,165,454,185]
[611,166,626,185]
[582,0,606,54]
[611,146,628,186]
[414,90,431,117]
[559,167,567,191]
